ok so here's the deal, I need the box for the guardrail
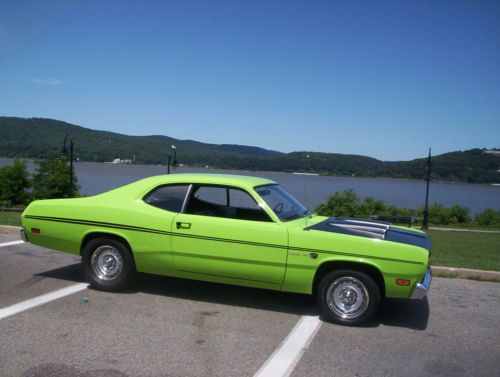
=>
[369,215,420,228]
[0,207,24,213]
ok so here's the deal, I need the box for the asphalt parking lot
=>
[0,231,499,377]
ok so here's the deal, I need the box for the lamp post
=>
[304,154,310,204]
[422,148,431,230]
[61,135,74,198]
[167,145,177,174]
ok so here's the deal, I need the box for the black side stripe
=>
[171,231,285,250]
[288,246,422,265]
[25,215,172,236]
[24,215,284,250]
[24,215,422,265]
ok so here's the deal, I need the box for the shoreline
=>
[0,157,498,187]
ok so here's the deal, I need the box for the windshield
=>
[255,184,310,221]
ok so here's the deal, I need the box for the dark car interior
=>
[185,186,272,222]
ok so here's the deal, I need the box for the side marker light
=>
[396,279,411,286]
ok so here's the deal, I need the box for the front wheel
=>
[82,237,135,291]
[318,269,380,325]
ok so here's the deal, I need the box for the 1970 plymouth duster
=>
[21,173,431,325]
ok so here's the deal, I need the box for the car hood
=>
[306,217,431,251]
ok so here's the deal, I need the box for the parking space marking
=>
[254,315,322,377]
[0,283,88,320]
[0,240,24,248]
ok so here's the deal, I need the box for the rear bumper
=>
[20,228,28,242]
[411,267,432,299]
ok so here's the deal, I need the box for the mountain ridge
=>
[0,116,498,183]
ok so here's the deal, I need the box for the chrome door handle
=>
[176,222,191,229]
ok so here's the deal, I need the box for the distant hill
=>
[0,116,498,183]
[0,117,282,164]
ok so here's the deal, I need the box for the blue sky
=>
[0,1,499,161]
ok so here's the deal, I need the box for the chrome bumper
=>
[20,228,28,242]
[411,267,432,299]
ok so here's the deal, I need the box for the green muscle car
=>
[20,173,431,325]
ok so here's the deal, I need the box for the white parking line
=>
[0,283,88,320]
[254,315,322,377]
[0,240,24,248]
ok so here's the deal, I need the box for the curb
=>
[0,225,21,236]
[432,266,500,283]
[0,225,498,283]
[429,227,500,234]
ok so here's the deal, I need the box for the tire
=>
[82,237,135,291]
[317,269,380,326]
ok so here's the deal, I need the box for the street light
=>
[422,148,431,230]
[61,135,74,198]
[167,145,178,174]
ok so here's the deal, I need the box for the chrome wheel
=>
[326,276,369,320]
[91,245,124,281]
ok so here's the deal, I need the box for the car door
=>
[139,184,191,275]
[171,185,288,289]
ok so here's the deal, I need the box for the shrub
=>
[359,197,385,217]
[449,205,470,224]
[427,204,452,225]
[315,189,361,217]
[475,208,500,227]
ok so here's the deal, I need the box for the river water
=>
[1,158,498,214]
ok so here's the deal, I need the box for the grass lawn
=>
[428,230,500,271]
[0,211,21,226]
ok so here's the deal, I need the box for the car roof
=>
[135,173,276,191]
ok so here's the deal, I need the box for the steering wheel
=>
[273,202,284,214]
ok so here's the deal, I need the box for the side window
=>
[185,185,272,222]
[144,185,189,213]
[229,189,259,209]
[194,186,227,206]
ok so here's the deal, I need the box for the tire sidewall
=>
[82,237,134,291]
[318,269,380,326]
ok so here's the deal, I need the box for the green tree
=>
[32,155,79,199]
[315,189,361,217]
[0,158,31,206]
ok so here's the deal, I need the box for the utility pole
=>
[422,148,431,230]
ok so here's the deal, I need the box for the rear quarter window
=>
[144,184,189,213]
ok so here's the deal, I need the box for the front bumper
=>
[411,267,432,299]
[20,228,28,242]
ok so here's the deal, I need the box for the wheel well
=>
[80,232,136,268]
[312,261,386,298]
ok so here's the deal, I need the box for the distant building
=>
[110,158,133,164]
[484,149,500,156]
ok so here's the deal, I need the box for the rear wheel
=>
[82,237,134,291]
[318,269,380,325]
